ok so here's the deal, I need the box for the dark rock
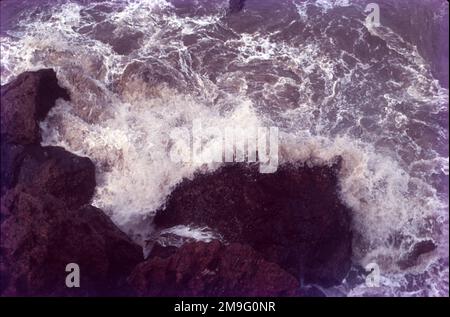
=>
[0,69,95,206]
[149,242,179,259]
[0,142,25,194]
[228,0,246,14]
[344,264,367,288]
[397,240,437,269]
[1,144,95,208]
[155,162,352,287]
[0,69,142,296]
[128,240,299,296]
[0,186,142,296]
[17,146,96,209]
[0,69,69,145]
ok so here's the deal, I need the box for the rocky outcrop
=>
[1,144,95,208]
[1,68,352,296]
[0,70,95,204]
[128,240,300,296]
[154,163,353,287]
[0,69,142,296]
[0,69,70,145]
[0,186,142,296]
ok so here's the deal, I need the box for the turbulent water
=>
[0,0,448,296]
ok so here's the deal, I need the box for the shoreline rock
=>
[0,186,142,296]
[0,69,143,296]
[2,144,96,208]
[154,162,353,287]
[128,240,300,296]
[1,68,353,296]
[0,69,70,145]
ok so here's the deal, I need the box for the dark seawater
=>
[0,0,448,296]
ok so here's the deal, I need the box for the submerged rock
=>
[397,240,437,270]
[115,60,186,102]
[155,162,353,287]
[128,240,300,296]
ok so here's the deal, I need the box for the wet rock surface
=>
[0,69,69,145]
[0,69,142,296]
[155,162,353,287]
[128,240,300,296]
[1,69,353,296]
[0,186,142,296]
[1,144,95,208]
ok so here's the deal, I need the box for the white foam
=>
[159,225,223,246]
[281,133,444,263]
[43,89,261,228]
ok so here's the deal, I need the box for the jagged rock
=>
[1,144,95,208]
[128,240,300,296]
[0,186,142,296]
[149,242,179,259]
[0,69,95,207]
[155,163,353,287]
[0,69,142,296]
[17,146,95,209]
[344,265,368,288]
[0,69,69,145]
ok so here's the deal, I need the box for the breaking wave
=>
[1,0,448,296]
